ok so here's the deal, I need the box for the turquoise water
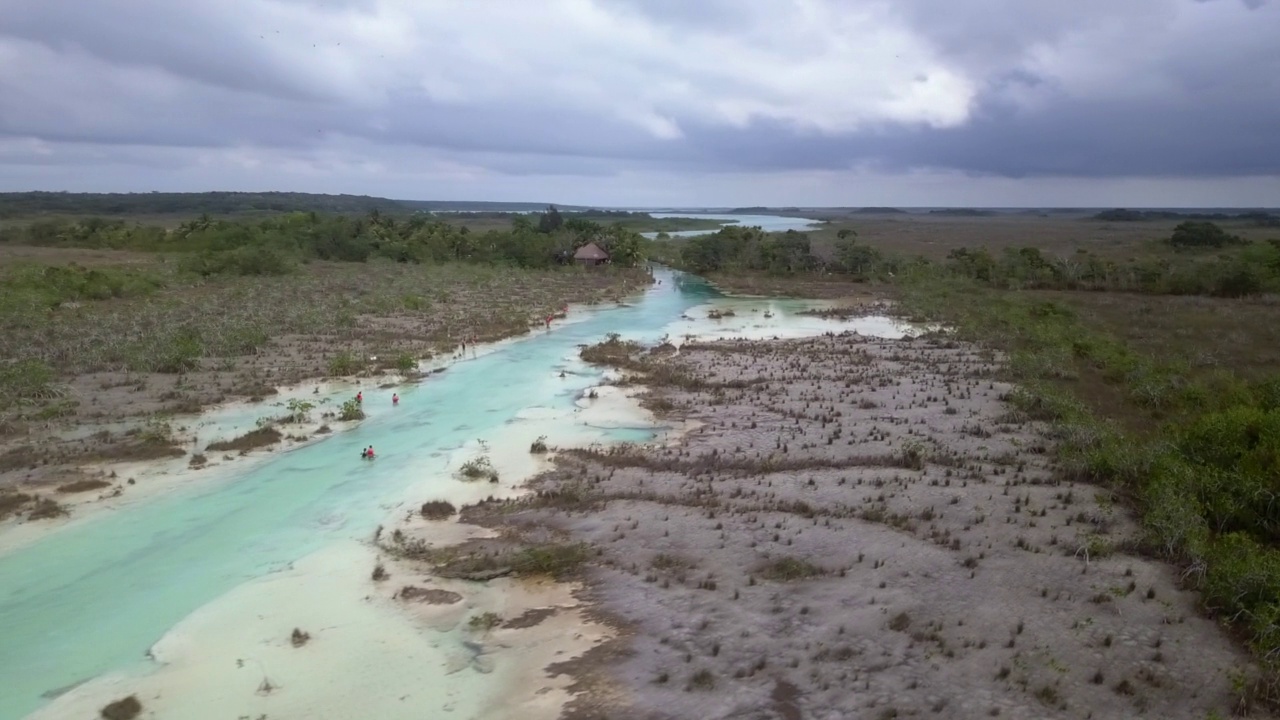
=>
[641,212,820,239]
[0,268,717,720]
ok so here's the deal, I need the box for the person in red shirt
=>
[392,393,399,406]
[356,391,363,404]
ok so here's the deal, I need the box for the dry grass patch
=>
[205,426,282,453]
[55,478,111,493]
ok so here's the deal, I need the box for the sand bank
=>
[0,299,620,555]
[27,539,611,720]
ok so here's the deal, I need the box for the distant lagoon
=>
[641,212,820,239]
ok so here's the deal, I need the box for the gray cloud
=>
[0,0,1277,202]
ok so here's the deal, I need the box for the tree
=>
[564,217,603,240]
[599,225,643,267]
[1168,221,1245,248]
[759,230,816,274]
[537,205,564,234]
[835,235,881,279]
[945,247,997,282]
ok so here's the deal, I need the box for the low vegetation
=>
[458,455,499,482]
[337,399,365,422]
[205,426,282,453]
[290,627,311,647]
[55,478,111,494]
[649,215,1280,707]
[99,695,142,720]
[0,206,648,272]
[419,500,456,520]
[650,219,1280,297]
[0,201,653,447]
[468,611,503,632]
[895,276,1280,707]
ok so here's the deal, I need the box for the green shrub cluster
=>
[677,227,824,275]
[0,263,165,312]
[942,239,1280,297]
[0,208,649,275]
[653,220,1280,297]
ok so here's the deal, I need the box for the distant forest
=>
[3,192,1277,225]
[1093,208,1280,225]
[0,191,591,219]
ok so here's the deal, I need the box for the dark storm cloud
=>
[0,0,1277,186]
[678,85,1280,178]
[0,2,328,101]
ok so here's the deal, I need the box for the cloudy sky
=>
[1,0,1278,206]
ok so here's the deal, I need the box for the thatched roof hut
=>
[573,242,609,266]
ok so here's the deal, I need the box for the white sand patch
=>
[26,382,656,720]
[28,540,608,720]
[660,300,919,345]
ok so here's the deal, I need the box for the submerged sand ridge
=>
[459,330,1255,719]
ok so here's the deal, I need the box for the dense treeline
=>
[653,221,1280,297]
[661,225,907,280]
[0,191,417,218]
[0,209,647,273]
[1093,208,1280,225]
[0,191,589,218]
[674,227,826,275]
[448,207,723,233]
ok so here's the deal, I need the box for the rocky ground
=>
[439,329,1258,720]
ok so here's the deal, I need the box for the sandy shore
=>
[0,265,652,519]
[0,300,624,555]
[17,325,675,720]
[454,329,1257,719]
[27,537,614,720]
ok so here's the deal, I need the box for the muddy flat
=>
[457,331,1253,719]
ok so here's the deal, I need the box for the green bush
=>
[328,351,364,376]
[0,358,58,409]
[510,543,590,578]
[152,327,205,373]
[179,245,294,277]
[1168,221,1246,248]
[394,352,416,372]
[2,210,652,270]
[1,263,165,310]
[338,398,365,422]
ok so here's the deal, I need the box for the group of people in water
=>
[352,309,574,464]
[355,391,399,460]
